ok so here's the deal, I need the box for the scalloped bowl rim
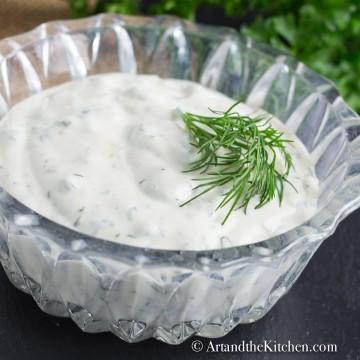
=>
[0,13,359,262]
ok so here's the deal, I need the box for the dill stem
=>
[180,100,296,223]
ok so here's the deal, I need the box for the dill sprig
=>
[180,100,296,224]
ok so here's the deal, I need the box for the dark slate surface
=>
[1,209,359,360]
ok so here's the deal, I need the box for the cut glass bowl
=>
[0,14,359,344]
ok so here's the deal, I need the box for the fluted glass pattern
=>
[0,14,359,344]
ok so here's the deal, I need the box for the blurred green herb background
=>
[69,0,360,112]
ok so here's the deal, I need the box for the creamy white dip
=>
[0,73,318,250]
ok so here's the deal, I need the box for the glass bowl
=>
[0,14,359,344]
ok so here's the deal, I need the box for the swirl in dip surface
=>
[0,73,318,250]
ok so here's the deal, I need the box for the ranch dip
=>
[0,73,318,250]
